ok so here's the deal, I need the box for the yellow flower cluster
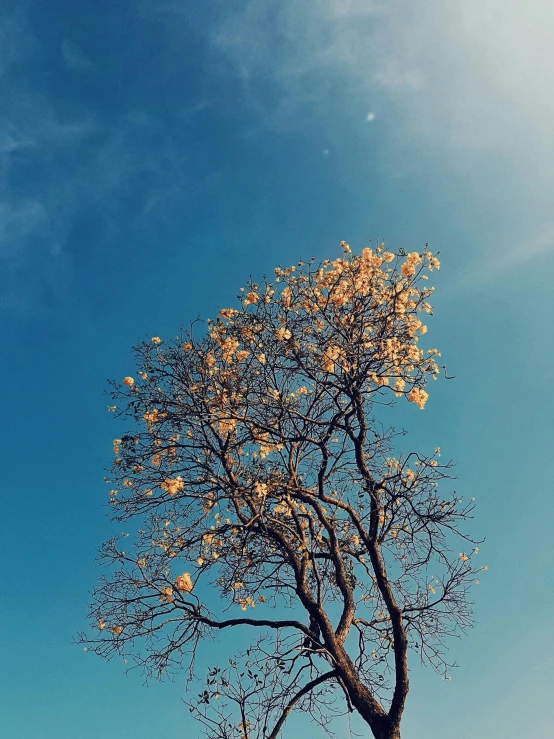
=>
[407,387,429,410]
[254,431,283,459]
[143,408,162,431]
[424,250,441,271]
[275,327,292,341]
[220,336,240,362]
[219,308,239,319]
[160,476,184,496]
[253,481,268,497]
[159,586,173,603]
[321,344,344,373]
[243,291,259,306]
[237,596,256,611]
[401,252,422,277]
[174,572,193,592]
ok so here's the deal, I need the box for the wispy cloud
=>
[448,224,554,297]
[195,0,554,271]
[0,8,195,312]
[3,0,553,312]
[204,0,554,156]
[0,106,190,309]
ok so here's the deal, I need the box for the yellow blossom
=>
[275,327,291,341]
[160,476,185,496]
[123,376,134,387]
[159,586,173,603]
[244,291,259,306]
[218,417,238,434]
[144,408,161,429]
[174,573,194,593]
[151,336,162,345]
[253,481,268,497]
[220,336,240,362]
[280,287,292,310]
[428,256,441,271]
[401,252,422,277]
[238,596,256,611]
[219,308,238,319]
[393,378,406,397]
[408,387,429,409]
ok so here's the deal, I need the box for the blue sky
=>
[1,1,553,737]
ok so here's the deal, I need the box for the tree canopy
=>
[83,242,483,739]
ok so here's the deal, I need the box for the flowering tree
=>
[83,243,484,739]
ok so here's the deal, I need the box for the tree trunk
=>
[327,646,402,739]
[318,623,405,739]
[372,721,401,739]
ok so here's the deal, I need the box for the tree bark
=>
[371,719,401,739]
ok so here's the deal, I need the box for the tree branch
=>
[267,670,338,739]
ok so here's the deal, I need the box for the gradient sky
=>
[1,1,553,737]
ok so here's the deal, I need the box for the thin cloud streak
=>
[0,108,190,284]
[0,9,197,312]
[205,0,554,156]
[198,0,554,273]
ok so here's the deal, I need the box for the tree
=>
[82,242,484,739]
